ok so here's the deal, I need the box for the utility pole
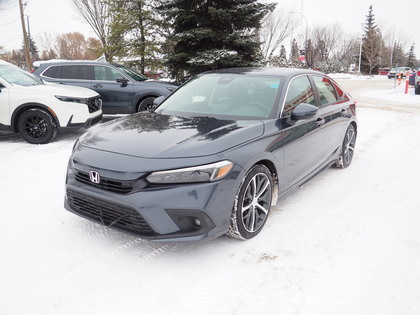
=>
[19,0,32,71]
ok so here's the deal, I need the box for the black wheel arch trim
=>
[11,102,60,132]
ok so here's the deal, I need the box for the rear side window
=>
[283,75,316,118]
[313,76,338,105]
[42,66,61,79]
[61,65,91,80]
[333,82,344,98]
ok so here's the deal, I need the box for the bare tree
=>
[260,8,297,61]
[72,0,113,60]
[382,26,410,66]
[37,32,101,60]
[332,35,360,71]
[311,23,342,62]
[56,32,101,60]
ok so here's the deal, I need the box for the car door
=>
[0,81,10,127]
[91,65,134,114]
[311,75,350,159]
[276,75,327,192]
[59,64,92,90]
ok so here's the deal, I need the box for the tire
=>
[18,109,57,144]
[415,87,420,95]
[335,124,357,168]
[138,97,156,112]
[227,164,273,240]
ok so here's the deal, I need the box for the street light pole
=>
[358,38,362,73]
[290,11,308,48]
[19,0,32,71]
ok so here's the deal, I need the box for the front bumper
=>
[64,160,243,241]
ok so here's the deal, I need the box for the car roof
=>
[33,60,114,68]
[200,67,324,79]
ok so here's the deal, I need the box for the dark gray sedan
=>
[64,68,357,241]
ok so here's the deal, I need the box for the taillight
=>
[417,71,420,76]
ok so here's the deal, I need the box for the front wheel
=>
[18,109,57,144]
[335,124,357,168]
[137,97,156,112]
[227,164,273,240]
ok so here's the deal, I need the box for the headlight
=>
[72,139,80,153]
[55,95,88,104]
[146,160,234,184]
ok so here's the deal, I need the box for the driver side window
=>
[94,66,125,81]
[283,76,316,118]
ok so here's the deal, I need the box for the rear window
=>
[61,65,91,80]
[42,66,61,79]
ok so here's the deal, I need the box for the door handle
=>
[316,117,325,126]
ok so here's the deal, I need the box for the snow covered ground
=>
[1,77,420,315]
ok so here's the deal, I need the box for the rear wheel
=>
[18,109,57,144]
[227,164,273,240]
[335,124,356,168]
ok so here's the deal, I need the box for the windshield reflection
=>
[0,64,43,86]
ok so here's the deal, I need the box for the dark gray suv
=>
[33,61,178,114]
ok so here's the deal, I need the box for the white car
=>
[0,60,102,144]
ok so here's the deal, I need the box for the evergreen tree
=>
[279,45,287,60]
[290,38,299,63]
[361,5,382,74]
[158,0,275,80]
[305,39,315,68]
[407,43,416,68]
[22,36,39,61]
[109,0,164,73]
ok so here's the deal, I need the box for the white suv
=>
[0,61,102,144]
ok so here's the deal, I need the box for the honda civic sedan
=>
[64,68,357,241]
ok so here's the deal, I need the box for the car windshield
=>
[155,73,283,119]
[114,64,147,81]
[0,64,43,86]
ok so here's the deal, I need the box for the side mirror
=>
[116,78,129,87]
[290,103,318,121]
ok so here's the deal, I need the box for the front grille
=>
[87,97,102,113]
[66,189,154,236]
[75,170,133,194]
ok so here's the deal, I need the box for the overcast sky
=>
[1,0,419,60]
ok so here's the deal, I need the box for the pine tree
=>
[21,36,39,61]
[290,39,299,63]
[361,5,382,74]
[279,45,287,60]
[158,0,275,80]
[407,43,416,68]
[109,0,163,73]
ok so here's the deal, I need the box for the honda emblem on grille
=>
[89,170,101,184]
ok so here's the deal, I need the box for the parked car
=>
[377,67,391,75]
[387,67,411,79]
[33,60,179,114]
[415,69,420,95]
[64,67,357,241]
[0,60,102,144]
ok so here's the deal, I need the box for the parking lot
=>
[1,78,420,315]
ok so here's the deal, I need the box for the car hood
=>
[79,112,264,158]
[10,83,99,98]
